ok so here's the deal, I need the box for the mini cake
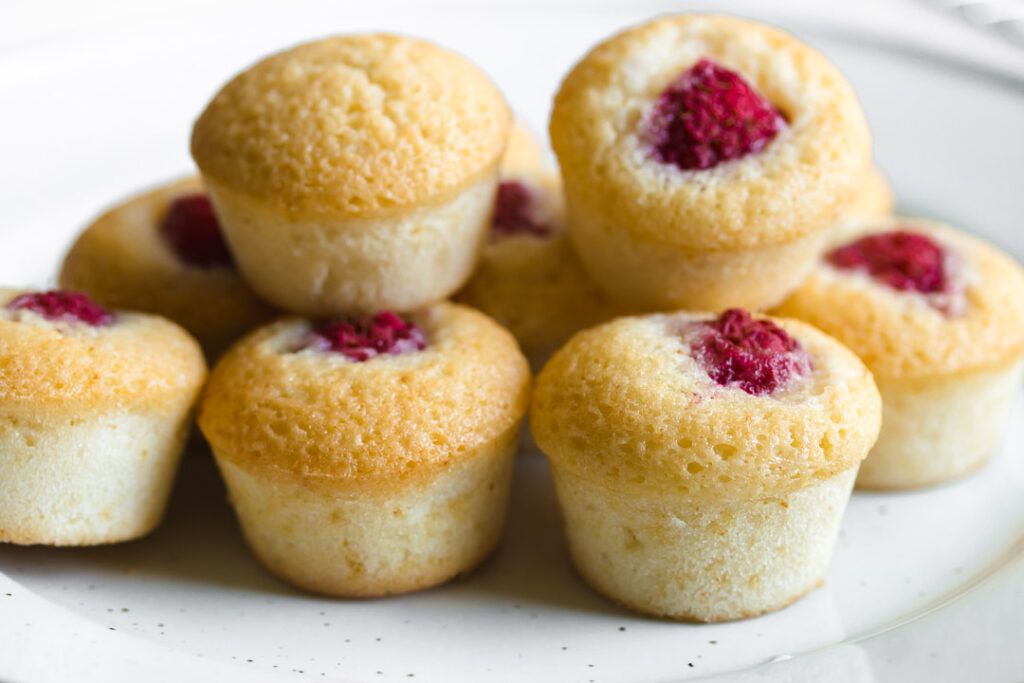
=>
[549,14,872,311]
[191,34,511,316]
[59,177,277,359]
[0,289,206,545]
[773,218,1024,489]
[198,303,530,596]
[456,125,623,370]
[531,308,881,621]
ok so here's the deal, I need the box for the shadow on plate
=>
[447,457,634,619]
[0,447,629,616]
[0,445,294,596]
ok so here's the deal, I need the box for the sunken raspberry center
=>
[7,290,114,326]
[827,230,948,294]
[492,181,551,237]
[159,194,234,268]
[304,311,426,361]
[644,58,786,171]
[691,309,809,396]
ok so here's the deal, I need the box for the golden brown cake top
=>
[549,13,871,250]
[773,217,1024,381]
[531,311,881,501]
[198,302,531,492]
[191,34,511,219]
[0,288,207,416]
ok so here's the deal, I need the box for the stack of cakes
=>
[531,13,1024,622]
[186,35,532,596]
[8,34,536,598]
[6,14,1022,622]
[530,14,884,621]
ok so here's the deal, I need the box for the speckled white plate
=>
[1,3,1023,682]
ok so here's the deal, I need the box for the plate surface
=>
[1,4,1023,682]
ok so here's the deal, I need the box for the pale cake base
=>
[566,193,827,312]
[550,466,858,622]
[213,432,518,597]
[205,176,499,316]
[857,359,1024,490]
[0,411,190,545]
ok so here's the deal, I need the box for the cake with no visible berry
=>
[191,34,512,316]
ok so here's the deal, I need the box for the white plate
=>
[1,4,1023,681]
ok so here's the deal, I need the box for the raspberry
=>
[7,290,114,326]
[159,194,234,268]
[304,311,426,361]
[645,58,786,171]
[492,181,551,237]
[692,309,809,396]
[827,230,948,294]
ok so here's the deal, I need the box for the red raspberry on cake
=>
[827,230,947,296]
[0,289,206,545]
[774,217,1024,489]
[550,14,872,312]
[644,58,787,171]
[7,290,115,326]
[691,308,811,396]
[301,311,427,360]
[491,181,553,239]
[59,177,277,360]
[158,192,234,268]
[530,308,880,621]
